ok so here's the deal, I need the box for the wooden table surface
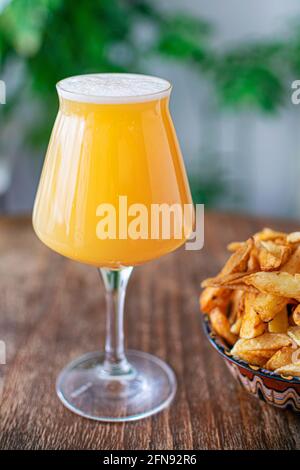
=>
[0,212,299,450]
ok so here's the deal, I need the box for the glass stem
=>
[99,267,133,376]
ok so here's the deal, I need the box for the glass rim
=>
[56,73,172,104]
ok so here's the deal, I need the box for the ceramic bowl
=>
[203,315,300,412]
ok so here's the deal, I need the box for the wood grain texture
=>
[0,212,299,450]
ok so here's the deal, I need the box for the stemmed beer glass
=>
[33,73,193,421]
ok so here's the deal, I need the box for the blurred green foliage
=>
[0,0,298,205]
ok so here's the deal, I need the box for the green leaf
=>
[156,14,211,64]
[0,0,62,56]
[213,44,285,112]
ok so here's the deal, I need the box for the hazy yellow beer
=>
[33,74,195,421]
[33,74,193,267]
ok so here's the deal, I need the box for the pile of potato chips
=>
[200,228,300,378]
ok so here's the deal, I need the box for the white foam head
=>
[56,73,171,104]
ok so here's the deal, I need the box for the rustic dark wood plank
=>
[0,212,299,450]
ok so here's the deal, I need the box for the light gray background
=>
[4,0,300,218]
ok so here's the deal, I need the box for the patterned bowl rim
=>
[202,315,300,384]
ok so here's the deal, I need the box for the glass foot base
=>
[56,350,177,422]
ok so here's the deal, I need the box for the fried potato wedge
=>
[232,348,276,367]
[268,307,288,333]
[231,333,292,354]
[240,292,266,339]
[292,349,300,365]
[247,246,260,271]
[227,241,244,252]
[231,334,292,366]
[229,290,244,324]
[230,317,243,335]
[258,241,291,271]
[241,272,300,299]
[292,304,300,326]
[253,293,287,322]
[287,232,300,244]
[199,287,231,314]
[209,307,237,346]
[274,363,300,377]
[203,272,300,300]
[201,272,257,290]
[228,291,244,336]
[281,246,300,274]
[220,238,253,276]
[254,228,286,243]
[265,346,294,371]
[287,326,300,346]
